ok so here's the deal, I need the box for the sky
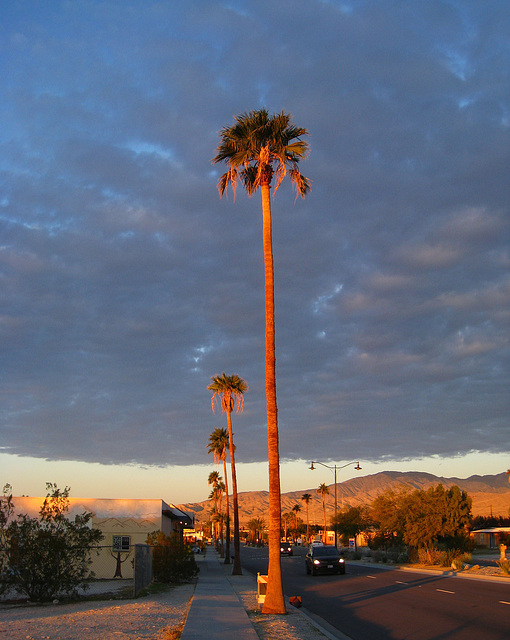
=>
[1,0,509,505]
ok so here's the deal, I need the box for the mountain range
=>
[179,471,510,526]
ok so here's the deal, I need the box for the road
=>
[240,545,510,640]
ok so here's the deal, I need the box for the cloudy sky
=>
[1,1,509,503]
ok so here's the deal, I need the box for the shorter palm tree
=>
[291,504,302,540]
[317,483,330,544]
[208,373,247,575]
[301,493,312,544]
[247,517,266,545]
[207,428,232,564]
[207,471,221,544]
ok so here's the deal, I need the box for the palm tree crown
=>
[212,108,310,199]
[207,427,230,464]
[208,372,247,414]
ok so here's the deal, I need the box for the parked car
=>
[305,545,345,575]
[280,541,293,556]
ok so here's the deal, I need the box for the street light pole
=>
[309,460,361,548]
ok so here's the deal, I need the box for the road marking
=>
[500,601,510,605]
[396,581,408,585]
[366,575,377,579]
[436,589,455,594]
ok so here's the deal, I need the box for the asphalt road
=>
[240,545,510,640]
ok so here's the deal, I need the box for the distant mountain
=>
[179,471,510,525]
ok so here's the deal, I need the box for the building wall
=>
[9,496,180,580]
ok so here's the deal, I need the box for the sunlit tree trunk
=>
[223,455,231,565]
[226,409,242,574]
[260,180,285,614]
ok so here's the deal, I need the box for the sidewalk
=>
[180,549,259,640]
[181,550,339,640]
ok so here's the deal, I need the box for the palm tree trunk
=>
[323,501,327,543]
[226,409,242,574]
[223,457,231,565]
[260,181,286,614]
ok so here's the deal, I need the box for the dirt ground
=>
[0,582,195,640]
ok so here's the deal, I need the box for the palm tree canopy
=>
[208,470,221,486]
[207,427,231,463]
[208,372,247,414]
[317,483,330,498]
[292,504,302,513]
[301,493,312,504]
[212,108,311,199]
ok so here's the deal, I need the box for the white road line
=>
[436,589,455,594]
[366,575,377,579]
[396,581,408,585]
[500,601,510,605]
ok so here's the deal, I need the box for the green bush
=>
[2,484,103,602]
[146,531,198,583]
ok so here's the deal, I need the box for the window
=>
[112,535,131,551]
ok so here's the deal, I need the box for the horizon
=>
[3,451,509,505]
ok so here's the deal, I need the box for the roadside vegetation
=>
[146,531,199,583]
[0,483,103,602]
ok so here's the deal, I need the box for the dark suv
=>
[305,545,345,575]
[280,541,293,556]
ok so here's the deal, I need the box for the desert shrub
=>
[450,553,471,570]
[417,547,443,565]
[0,485,14,595]
[497,559,510,575]
[3,484,103,602]
[147,531,198,583]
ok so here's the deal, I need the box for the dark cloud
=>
[1,0,509,469]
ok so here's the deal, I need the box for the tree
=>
[146,531,198,583]
[332,505,370,550]
[291,504,302,539]
[4,484,103,602]
[208,372,247,575]
[207,428,232,564]
[371,484,472,562]
[317,483,330,543]
[213,108,310,614]
[247,517,266,544]
[0,484,14,595]
[207,470,222,547]
[301,493,312,544]
[282,512,291,540]
[370,487,409,549]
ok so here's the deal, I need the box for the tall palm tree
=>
[301,493,312,544]
[292,504,302,540]
[207,427,232,564]
[208,372,247,575]
[317,483,330,544]
[213,109,310,614]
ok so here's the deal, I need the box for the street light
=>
[309,460,362,548]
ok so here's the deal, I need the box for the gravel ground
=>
[0,583,195,640]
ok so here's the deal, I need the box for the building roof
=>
[10,496,193,524]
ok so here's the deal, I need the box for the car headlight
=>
[313,559,321,565]
[339,558,345,563]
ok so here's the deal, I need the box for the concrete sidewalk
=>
[180,549,259,640]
